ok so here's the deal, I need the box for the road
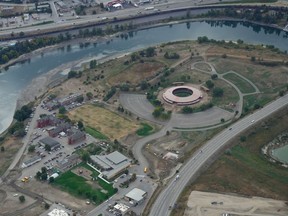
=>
[149,94,288,216]
[0,0,242,38]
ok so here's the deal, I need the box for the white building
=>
[124,188,147,205]
[47,209,68,216]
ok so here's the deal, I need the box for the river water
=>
[0,20,287,134]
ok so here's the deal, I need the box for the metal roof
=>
[106,151,128,165]
[125,188,146,202]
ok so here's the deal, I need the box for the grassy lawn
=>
[53,171,111,203]
[212,79,239,109]
[223,73,255,94]
[85,126,108,140]
[243,93,275,113]
[69,105,139,140]
[136,123,154,136]
[80,163,115,194]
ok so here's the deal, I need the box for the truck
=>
[144,167,148,173]
[145,6,155,10]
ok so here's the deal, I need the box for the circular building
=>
[162,85,203,105]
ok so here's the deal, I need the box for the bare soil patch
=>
[0,137,22,176]
[184,191,288,216]
[71,167,92,181]
[68,105,139,140]
[21,179,90,210]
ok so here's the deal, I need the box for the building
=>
[21,155,42,168]
[45,100,60,111]
[47,209,68,216]
[56,154,81,172]
[39,137,61,151]
[36,115,60,128]
[58,93,83,106]
[90,151,131,180]
[113,203,129,214]
[48,123,71,137]
[124,188,147,205]
[67,130,86,144]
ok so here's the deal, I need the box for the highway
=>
[149,94,288,216]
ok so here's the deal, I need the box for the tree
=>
[213,87,224,97]
[41,166,47,173]
[28,145,35,153]
[19,195,25,203]
[68,70,77,79]
[205,80,214,89]
[36,171,42,180]
[44,203,50,209]
[81,151,90,162]
[76,95,84,103]
[45,144,51,152]
[182,106,193,114]
[86,92,93,100]
[0,146,4,152]
[59,106,67,114]
[77,121,84,130]
[211,74,218,80]
[140,81,148,90]
[41,172,48,181]
[89,60,97,69]
[145,47,155,57]
[152,107,163,118]
[240,136,247,142]
[49,176,55,183]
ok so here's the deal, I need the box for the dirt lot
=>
[0,137,23,176]
[71,167,92,181]
[184,191,288,216]
[68,104,139,140]
[20,178,91,211]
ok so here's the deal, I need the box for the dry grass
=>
[0,137,22,176]
[108,60,165,85]
[68,105,139,140]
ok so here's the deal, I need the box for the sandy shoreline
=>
[16,37,130,108]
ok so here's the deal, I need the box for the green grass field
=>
[136,123,154,136]
[85,126,109,140]
[54,171,109,203]
[223,73,256,94]
[54,163,116,203]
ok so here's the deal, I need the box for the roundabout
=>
[162,85,203,105]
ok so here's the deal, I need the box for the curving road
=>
[149,93,288,216]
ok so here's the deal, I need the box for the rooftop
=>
[39,137,60,148]
[125,188,147,202]
[106,151,128,165]
[114,203,129,213]
[47,209,68,216]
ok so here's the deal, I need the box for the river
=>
[0,20,287,135]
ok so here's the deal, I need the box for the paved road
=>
[149,94,288,216]
[119,93,234,129]
[0,0,238,37]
